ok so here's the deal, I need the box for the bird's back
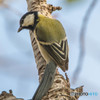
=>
[36,16,66,43]
[36,16,69,72]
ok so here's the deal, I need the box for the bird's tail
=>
[32,61,56,100]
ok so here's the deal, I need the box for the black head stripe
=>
[34,12,39,24]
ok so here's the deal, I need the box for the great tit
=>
[18,11,69,100]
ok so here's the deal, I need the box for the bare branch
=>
[26,0,83,99]
[0,0,83,99]
[72,0,98,83]
[0,90,24,100]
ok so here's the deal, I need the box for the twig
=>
[0,90,24,100]
[72,0,98,83]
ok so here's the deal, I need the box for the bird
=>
[18,11,69,100]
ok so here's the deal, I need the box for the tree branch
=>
[0,90,24,100]
[0,0,83,100]
[26,0,83,100]
[72,0,98,83]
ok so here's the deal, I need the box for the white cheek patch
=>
[22,14,34,27]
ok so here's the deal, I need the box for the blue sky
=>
[0,0,100,100]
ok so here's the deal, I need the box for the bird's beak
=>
[18,26,23,32]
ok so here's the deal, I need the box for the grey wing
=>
[39,38,69,72]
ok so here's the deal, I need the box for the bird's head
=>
[18,11,39,32]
